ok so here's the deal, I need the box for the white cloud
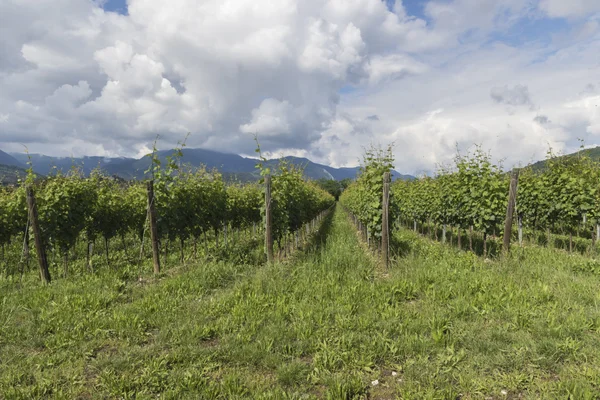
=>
[1,0,442,159]
[240,99,295,136]
[298,20,365,80]
[0,0,599,175]
[337,27,600,173]
[366,54,428,85]
[539,0,600,19]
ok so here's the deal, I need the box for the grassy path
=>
[4,206,600,398]
[1,206,378,398]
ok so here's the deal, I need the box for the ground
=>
[2,206,600,398]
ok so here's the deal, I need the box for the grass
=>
[3,206,600,398]
[0,224,265,280]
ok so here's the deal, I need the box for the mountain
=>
[0,164,27,185]
[272,156,414,181]
[9,153,137,177]
[98,148,260,180]
[8,148,415,181]
[0,149,24,168]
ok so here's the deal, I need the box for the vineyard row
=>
[0,162,334,283]
[341,146,600,262]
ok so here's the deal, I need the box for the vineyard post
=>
[265,174,274,263]
[26,186,51,284]
[382,172,390,269]
[469,226,473,251]
[87,242,94,272]
[503,168,519,253]
[147,180,161,274]
[518,215,523,246]
[23,228,30,271]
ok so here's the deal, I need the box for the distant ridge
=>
[0,164,25,185]
[0,149,24,168]
[8,148,416,182]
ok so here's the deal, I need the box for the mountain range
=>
[0,148,414,184]
[5,145,600,185]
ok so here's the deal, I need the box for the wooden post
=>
[518,215,523,246]
[569,232,573,253]
[147,181,160,274]
[382,172,390,269]
[23,227,30,271]
[87,241,94,272]
[503,169,519,253]
[469,226,473,251]
[26,186,51,284]
[483,232,488,256]
[442,224,446,244]
[265,175,274,263]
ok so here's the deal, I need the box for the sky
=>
[0,0,599,175]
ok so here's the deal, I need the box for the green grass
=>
[3,206,600,398]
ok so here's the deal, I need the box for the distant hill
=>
[0,149,24,168]
[9,153,136,177]
[529,146,600,171]
[10,148,415,182]
[0,164,28,185]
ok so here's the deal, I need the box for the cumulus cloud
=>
[0,0,600,174]
[1,0,446,158]
[337,28,600,173]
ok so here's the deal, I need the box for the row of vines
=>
[339,145,397,247]
[342,145,600,257]
[0,147,334,280]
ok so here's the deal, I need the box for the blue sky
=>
[386,0,428,18]
[101,0,128,14]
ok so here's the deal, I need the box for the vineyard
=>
[0,147,334,282]
[341,145,600,259]
[3,145,600,398]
